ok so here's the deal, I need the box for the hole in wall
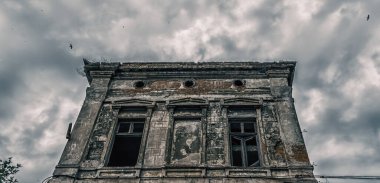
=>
[184,80,195,88]
[233,80,244,87]
[134,81,145,88]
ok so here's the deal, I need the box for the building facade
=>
[50,61,316,182]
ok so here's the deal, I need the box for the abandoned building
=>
[50,61,316,182]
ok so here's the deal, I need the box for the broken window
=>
[108,108,147,167]
[228,107,260,167]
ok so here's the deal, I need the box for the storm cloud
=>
[0,1,379,182]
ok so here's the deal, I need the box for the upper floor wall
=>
[84,61,296,100]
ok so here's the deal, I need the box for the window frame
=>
[227,106,261,168]
[106,106,150,167]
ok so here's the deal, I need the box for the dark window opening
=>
[247,150,259,166]
[133,123,144,133]
[229,107,259,167]
[108,111,146,167]
[231,137,243,166]
[246,137,257,147]
[108,136,142,166]
[184,80,195,87]
[117,122,145,134]
[244,123,255,133]
[229,119,256,133]
[246,137,259,166]
[118,123,131,133]
[230,135,259,167]
[230,123,241,132]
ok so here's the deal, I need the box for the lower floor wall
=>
[49,166,316,183]
[49,177,317,183]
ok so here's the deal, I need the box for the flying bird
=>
[367,14,370,21]
[69,43,73,49]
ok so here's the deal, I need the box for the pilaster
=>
[53,68,117,177]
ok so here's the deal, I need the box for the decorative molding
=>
[167,98,208,107]
[222,98,261,106]
[110,99,155,108]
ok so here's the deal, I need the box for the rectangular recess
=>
[98,170,136,178]
[166,170,203,177]
[141,170,162,177]
[228,170,268,177]
[171,119,202,165]
[271,168,289,177]
[206,170,225,177]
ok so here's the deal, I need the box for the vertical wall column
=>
[144,102,170,167]
[81,104,118,168]
[221,105,230,167]
[206,102,224,166]
[136,106,154,167]
[53,69,116,177]
[270,77,311,167]
[276,98,310,166]
[260,103,287,167]
[164,107,175,165]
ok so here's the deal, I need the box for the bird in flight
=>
[69,43,73,49]
[367,14,370,21]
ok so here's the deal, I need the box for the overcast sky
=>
[0,1,379,183]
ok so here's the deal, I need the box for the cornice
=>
[82,60,296,85]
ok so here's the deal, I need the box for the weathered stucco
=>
[50,61,316,183]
